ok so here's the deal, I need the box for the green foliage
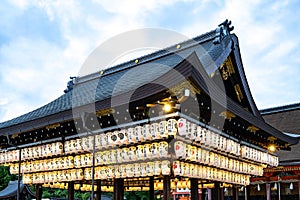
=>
[0,165,17,191]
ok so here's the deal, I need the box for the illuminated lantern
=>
[119,129,128,145]
[226,139,233,153]
[158,121,168,138]
[142,124,151,141]
[128,146,136,161]
[141,162,147,177]
[177,118,188,136]
[167,119,177,136]
[134,163,141,177]
[106,132,113,147]
[174,141,186,159]
[144,144,152,159]
[161,160,171,175]
[154,161,161,175]
[187,145,197,161]
[159,141,168,158]
[84,168,92,180]
[135,126,144,142]
[114,149,122,163]
[147,162,154,176]
[111,131,120,146]
[100,133,108,148]
[136,145,145,160]
[171,181,176,190]
[173,161,181,176]
[79,154,85,167]
[200,127,207,144]
[195,126,202,142]
[151,143,159,159]
[95,134,101,150]
[87,135,94,151]
[121,148,129,162]
[120,165,126,178]
[126,164,134,178]
[82,137,89,151]
[189,123,197,140]
[150,123,160,140]
[77,169,84,180]
[102,151,109,164]
[127,127,136,144]
[109,149,116,164]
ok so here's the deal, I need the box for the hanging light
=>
[257,184,261,191]
[290,182,294,190]
[163,103,172,112]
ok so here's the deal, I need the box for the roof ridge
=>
[76,28,217,85]
[260,102,300,115]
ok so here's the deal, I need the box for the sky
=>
[0,0,299,122]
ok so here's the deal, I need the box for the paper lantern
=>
[110,149,117,164]
[95,134,101,149]
[127,127,136,144]
[135,126,144,142]
[119,129,128,145]
[137,145,145,160]
[173,161,181,176]
[82,137,89,151]
[154,161,161,176]
[159,121,168,138]
[150,143,158,159]
[134,163,141,177]
[142,124,151,141]
[174,141,187,159]
[177,118,188,136]
[147,162,154,176]
[167,119,177,136]
[159,141,168,158]
[144,144,152,159]
[141,163,147,177]
[161,160,170,175]
[128,146,136,161]
[188,123,197,140]
[150,123,160,140]
[121,147,129,162]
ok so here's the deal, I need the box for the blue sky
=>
[0,0,299,122]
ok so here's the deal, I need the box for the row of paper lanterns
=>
[173,161,250,185]
[1,118,277,167]
[241,145,278,166]
[10,140,263,176]
[22,160,170,184]
[174,141,264,175]
[0,142,63,163]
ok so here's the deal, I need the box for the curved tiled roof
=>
[0,28,220,131]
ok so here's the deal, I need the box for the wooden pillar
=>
[245,185,250,200]
[35,184,42,200]
[232,185,238,200]
[298,182,300,200]
[163,176,170,200]
[68,182,74,200]
[212,182,222,200]
[96,180,101,200]
[266,183,271,200]
[149,176,154,200]
[191,178,199,200]
[113,178,124,200]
